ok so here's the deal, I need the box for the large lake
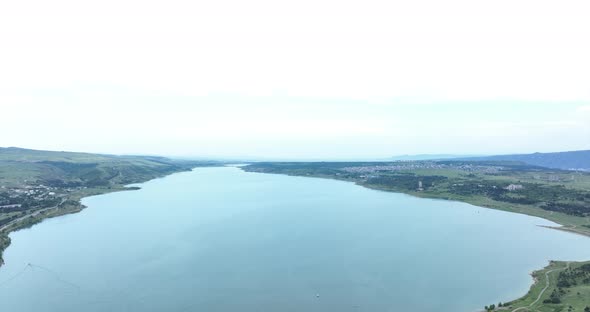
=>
[2,167,590,312]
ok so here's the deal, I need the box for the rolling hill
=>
[459,150,590,171]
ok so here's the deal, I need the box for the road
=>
[511,262,570,312]
[0,198,67,232]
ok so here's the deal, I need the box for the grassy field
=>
[500,261,590,312]
[0,147,218,265]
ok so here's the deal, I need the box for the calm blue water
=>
[2,167,590,312]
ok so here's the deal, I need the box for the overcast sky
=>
[1,0,589,159]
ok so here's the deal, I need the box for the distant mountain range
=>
[458,150,590,171]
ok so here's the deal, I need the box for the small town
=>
[340,162,503,174]
[0,184,80,228]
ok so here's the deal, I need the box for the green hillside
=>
[0,147,210,187]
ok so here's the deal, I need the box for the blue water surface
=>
[2,167,590,312]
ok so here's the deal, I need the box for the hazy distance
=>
[1,0,589,159]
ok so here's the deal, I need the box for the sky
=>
[1,0,589,159]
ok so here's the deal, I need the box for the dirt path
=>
[511,262,570,312]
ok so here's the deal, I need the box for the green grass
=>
[0,147,218,187]
[505,261,590,312]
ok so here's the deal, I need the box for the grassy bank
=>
[493,260,590,312]
[360,184,590,237]
[243,161,590,236]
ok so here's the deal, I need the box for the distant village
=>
[340,162,502,174]
[0,184,83,213]
[334,162,583,195]
[339,162,573,183]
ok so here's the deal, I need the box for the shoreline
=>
[2,166,587,311]
[240,168,590,311]
[537,225,590,238]
[0,168,196,268]
[245,169,590,238]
